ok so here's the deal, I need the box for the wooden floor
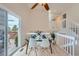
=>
[13,44,69,56]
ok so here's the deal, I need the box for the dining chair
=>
[27,34,37,56]
[25,38,29,54]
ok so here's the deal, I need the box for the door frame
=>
[0,4,21,56]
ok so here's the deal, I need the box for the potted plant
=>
[15,35,18,47]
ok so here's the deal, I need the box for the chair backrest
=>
[51,33,55,39]
[30,34,37,39]
[42,34,47,39]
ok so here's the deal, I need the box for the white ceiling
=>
[1,3,75,16]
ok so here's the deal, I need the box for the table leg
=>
[49,40,52,54]
[35,47,37,56]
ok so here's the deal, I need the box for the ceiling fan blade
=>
[31,3,39,9]
[44,3,49,11]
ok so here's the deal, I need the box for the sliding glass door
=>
[0,8,7,56]
[7,13,20,55]
[0,8,20,56]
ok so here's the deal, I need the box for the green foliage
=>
[15,35,18,47]
[12,25,18,32]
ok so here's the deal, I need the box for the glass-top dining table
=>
[26,32,53,55]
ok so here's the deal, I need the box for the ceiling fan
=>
[31,3,50,11]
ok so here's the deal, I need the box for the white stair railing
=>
[55,19,79,56]
[66,20,79,38]
[55,33,75,56]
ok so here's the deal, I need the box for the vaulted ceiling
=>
[1,3,74,16]
[26,3,74,15]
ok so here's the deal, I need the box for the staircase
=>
[57,20,79,56]
[54,19,79,56]
[55,32,75,56]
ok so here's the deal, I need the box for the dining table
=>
[26,32,53,55]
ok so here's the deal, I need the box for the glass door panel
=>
[0,8,20,56]
[7,13,20,55]
[0,8,7,56]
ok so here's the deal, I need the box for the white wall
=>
[67,4,79,23]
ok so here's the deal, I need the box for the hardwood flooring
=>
[13,44,69,56]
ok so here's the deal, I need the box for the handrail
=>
[67,20,79,27]
[55,33,75,40]
[55,32,75,56]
